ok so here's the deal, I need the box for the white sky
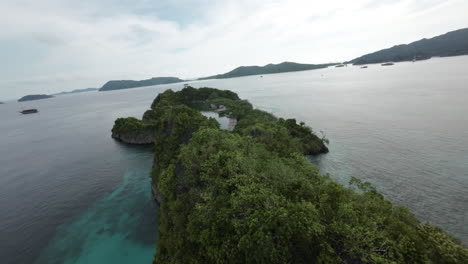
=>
[1,0,467,99]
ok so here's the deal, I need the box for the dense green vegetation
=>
[112,117,155,134]
[349,28,468,65]
[99,77,184,91]
[111,117,160,144]
[112,87,467,263]
[141,87,328,155]
[155,129,467,264]
[198,62,335,80]
[18,94,54,102]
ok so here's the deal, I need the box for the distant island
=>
[93,28,468,89]
[18,94,54,102]
[198,61,335,80]
[54,88,98,96]
[99,77,184,91]
[97,63,336,92]
[350,28,468,65]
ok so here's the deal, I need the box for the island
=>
[198,61,335,80]
[18,94,54,102]
[54,88,98,95]
[349,27,468,65]
[99,77,184,91]
[112,87,468,263]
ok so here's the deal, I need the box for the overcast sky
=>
[1,0,467,99]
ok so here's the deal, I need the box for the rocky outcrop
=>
[151,183,162,205]
[111,128,156,144]
[304,136,329,154]
[111,117,156,144]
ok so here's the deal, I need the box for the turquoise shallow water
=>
[34,148,157,264]
[0,87,164,264]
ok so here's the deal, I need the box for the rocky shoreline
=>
[111,127,156,144]
[111,117,156,144]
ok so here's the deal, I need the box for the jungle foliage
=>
[113,87,467,264]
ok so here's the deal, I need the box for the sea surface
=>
[1,56,467,263]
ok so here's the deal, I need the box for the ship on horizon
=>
[20,109,39,114]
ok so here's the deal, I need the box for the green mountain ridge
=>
[16,27,468,96]
[99,77,184,91]
[198,62,335,80]
[18,94,54,102]
[349,28,468,65]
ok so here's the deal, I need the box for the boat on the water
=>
[335,64,345,68]
[360,66,368,69]
[381,62,394,66]
[20,109,39,114]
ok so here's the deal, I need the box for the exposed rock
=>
[111,117,156,144]
[111,127,156,144]
[151,183,162,205]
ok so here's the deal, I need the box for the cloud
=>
[1,0,467,99]
[408,0,448,12]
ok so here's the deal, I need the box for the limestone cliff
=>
[111,117,156,144]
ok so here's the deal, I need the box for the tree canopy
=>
[112,87,467,264]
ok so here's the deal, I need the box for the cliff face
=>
[111,127,156,144]
[111,117,156,144]
[151,183,162,205]
[304,135,329,154]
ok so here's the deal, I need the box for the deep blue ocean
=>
[1,56,467,263]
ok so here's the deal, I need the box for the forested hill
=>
[112,87,468,264]
[18,94,54,102]
[198,62,334,80]
[99,77,184,91]
[350,28,468,65]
